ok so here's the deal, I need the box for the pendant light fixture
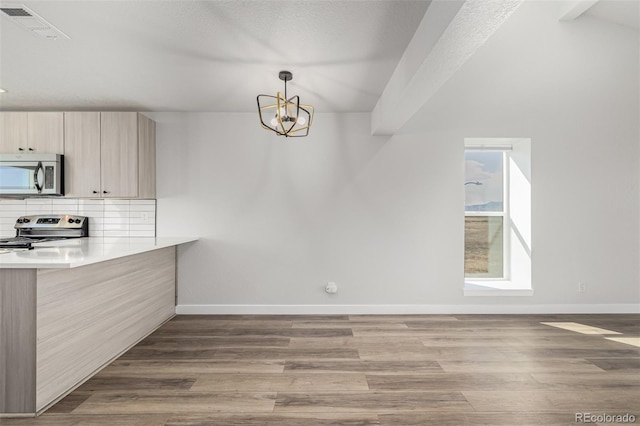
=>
[257,70,314,137]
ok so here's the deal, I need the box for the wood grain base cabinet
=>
[0,247,175,417]
[0,270,37,414]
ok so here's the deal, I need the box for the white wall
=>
[400,1,640,309]
[155,1,639,313]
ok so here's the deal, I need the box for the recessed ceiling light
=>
[0,88,6,93]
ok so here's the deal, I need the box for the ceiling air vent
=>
[0,4,70,40]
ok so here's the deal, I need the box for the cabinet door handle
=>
[103,191,108,194]
[18,147,24,151]
[28,147,34,151]
[92,191,99,194]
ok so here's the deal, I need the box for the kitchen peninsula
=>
[0,237,197,417]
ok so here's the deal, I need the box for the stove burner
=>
[0,238,36,249]
[0,236,63,249]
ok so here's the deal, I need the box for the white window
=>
[464,149,509,279]
[464,138,532,295]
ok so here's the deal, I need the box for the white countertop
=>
[0,237,198,269]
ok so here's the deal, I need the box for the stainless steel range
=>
[0,214,89,250]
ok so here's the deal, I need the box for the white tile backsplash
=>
[26,206,54,215]
[103,212,129,220]
[104,206,131,214]
[130,203,156,212]
[52,203,79,214]
[130,215,156,225]
[52,199,80,205]
[25,198,52,215]
[25,199,53,206]
[78,199,104,206]
[130,224,156,231]
[79,204,104,214]
[103,217,130,225]
[0,200,26,210]
[0,200,25,236]
[103,230,129,238]
[0,199,156,238]
[104,199,130,206]
[130,230,155,237]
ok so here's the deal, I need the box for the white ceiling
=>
[0,0,431,112]
[0,0,637,114]
[585,0,639,31]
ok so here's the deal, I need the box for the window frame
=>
[464,148,511,281]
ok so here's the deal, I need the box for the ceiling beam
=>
[559,0,600,21]
[371,0,524,136]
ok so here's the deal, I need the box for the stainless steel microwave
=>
[0,153,64,197]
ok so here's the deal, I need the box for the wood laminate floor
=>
[3,314,639,425]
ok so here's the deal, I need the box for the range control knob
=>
[17,218,23,224]
[23,218,30,223]
[75,219,82,224]
[68,218,74,223]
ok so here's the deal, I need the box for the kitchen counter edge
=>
[0,237,198,269]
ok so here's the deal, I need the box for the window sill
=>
[464,281,533,297]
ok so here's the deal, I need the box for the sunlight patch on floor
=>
[541,322,621,335]
[605,337,640,348]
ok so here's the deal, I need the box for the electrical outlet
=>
[141,212,150,223]
[325,282,338,294]
[578,282,586,293]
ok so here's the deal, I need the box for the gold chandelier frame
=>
[257,71,314,137]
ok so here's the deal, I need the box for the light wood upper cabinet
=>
[138,114,156,199]
[63,112,102,197]
[28,112,64,154]
[101,112,139,198]
[0,112,28,152]
[63,112,156,198]
[0,112,63,153]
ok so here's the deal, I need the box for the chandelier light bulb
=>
[296,116,306,125]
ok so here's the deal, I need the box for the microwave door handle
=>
[34,161,43,193]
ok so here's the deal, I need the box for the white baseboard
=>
[463,289,534,296]
[175,304,640,315]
